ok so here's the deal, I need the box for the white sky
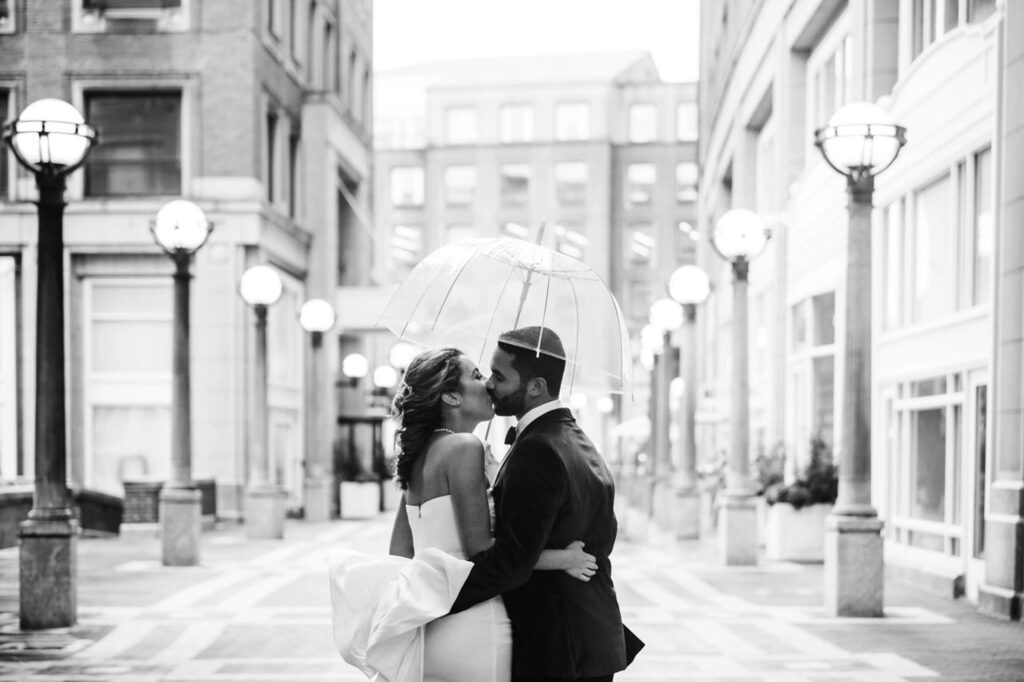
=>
[372,0,701,83]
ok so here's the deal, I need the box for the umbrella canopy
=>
[377,237,632,395]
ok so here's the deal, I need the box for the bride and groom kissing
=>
[330,325,643,682]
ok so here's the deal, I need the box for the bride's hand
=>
[563,540,597,582]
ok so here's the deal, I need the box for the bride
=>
[330,347,596,682]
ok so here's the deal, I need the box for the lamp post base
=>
[824,514,884,617]
[303,477,334,523]
[671,484,700,540]
[19,517,78,630]
[244,484,287,539]
[160,486,201,566]
[718,493,758,565]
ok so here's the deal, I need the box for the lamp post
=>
[814,101,906,617]
[342,352,369,386]
[668,264,711,539]
[4,98,96,629]
[151,200,212,566]
[239,264,286,539]
[649,298,684,530]
[298,298,336,522]
[711,208,770,565]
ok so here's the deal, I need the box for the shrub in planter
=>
[764,436,837,509]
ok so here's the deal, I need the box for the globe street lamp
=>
[239,265,286,539]
[4,98,96,629]
[151,200,212,566]
[668,264,711,539]
[298,298,336,522]
[711,208,770,566]
[814,101,906,617]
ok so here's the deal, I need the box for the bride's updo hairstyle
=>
[389,347,464,490]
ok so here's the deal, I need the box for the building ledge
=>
[885,541,965,599]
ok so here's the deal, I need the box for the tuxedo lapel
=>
[492,408,574,489]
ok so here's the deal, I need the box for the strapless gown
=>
[329,494,511,682]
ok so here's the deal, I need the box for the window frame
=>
[554,102,590,142]
[389,166,426,208]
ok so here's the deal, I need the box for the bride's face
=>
[456,355,495,422]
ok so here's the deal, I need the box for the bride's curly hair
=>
[389,347,464,490]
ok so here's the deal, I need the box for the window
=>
[789,292,838,453]
[83,0,182,8]
[445,107,478,145]
[625,164,656,206]
[500,164,530,206]
[675,162,698,202]
[972,147,993,305]
[389,166,425,207]
[499,105,534,143]
[911,405,947,523]
[501,221,530,239]
[391,224,423,271]
[884,201,905,330]
[555,103,589,141]
[553,221,587,260]
[968,0,996,23]
[288,134,299,218]
[266,111,278,202]
[812,292,836,345]
[628,104,657,143]
[628,222,654,266]
[85,91,181,197]
[809,34,852,132]
[289,0,300,62]
[554,162,587,205]
[676,221,698,263]
[0,258,16,479]
[267,0,281,37]
[443,166,476,207]
[0,90,7,198]
[912,0,962,59]
[676,102,698,141]
[0,0,13,32]
[445,224,475,244]
[912,174,955,323]
[628,280,653,323]
[86,279,173,496]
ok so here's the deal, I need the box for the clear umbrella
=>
[377,236,632,395]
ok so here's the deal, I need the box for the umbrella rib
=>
[536,270,553,358]
[601,273,627,393]
[482,261,521,364]
[566,275,581,394]
[392,250,466,340]
[428,246,478,332]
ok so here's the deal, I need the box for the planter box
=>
[339,481,380,519]
[765,502,833,562]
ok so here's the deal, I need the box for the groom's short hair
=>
[497,326,566,397]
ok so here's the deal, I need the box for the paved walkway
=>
[0,513,1021,681]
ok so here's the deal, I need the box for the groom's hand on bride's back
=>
[563,540,598,582]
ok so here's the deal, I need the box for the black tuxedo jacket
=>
[451,408,635,679]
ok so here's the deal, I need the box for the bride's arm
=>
[447,436,497,558]
[389,500,414,558]
[535,541,598,581]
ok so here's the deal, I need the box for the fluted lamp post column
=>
[814,102,906,617]
[151,200,213,566]
[668,265,711,539]
[239,265,287,539]
[4,98,96,629]
[648,298,684,529]
[711,208,770,566]
[299,298,336,522]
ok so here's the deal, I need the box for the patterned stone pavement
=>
[0,513,1020,681]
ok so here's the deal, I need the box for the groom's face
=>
[486,348,528,417]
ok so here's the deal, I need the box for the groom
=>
[451,326,640,682]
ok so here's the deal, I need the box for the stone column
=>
[979,1,1024,621]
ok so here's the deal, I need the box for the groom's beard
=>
[489,382,527,417]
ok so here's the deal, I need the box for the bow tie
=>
[504,425,517,445]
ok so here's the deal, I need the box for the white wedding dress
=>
[329,492,511,682]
